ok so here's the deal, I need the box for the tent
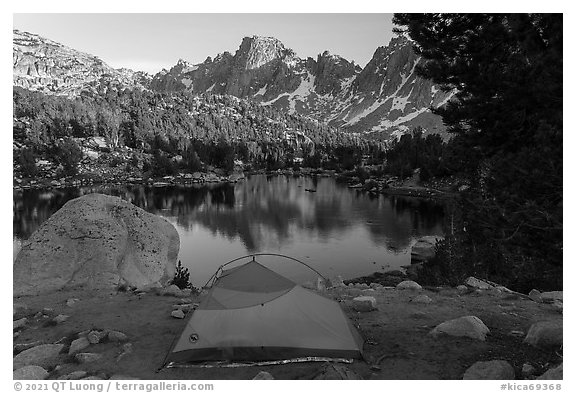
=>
[164,256,364,365]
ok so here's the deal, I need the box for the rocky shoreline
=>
[13,167,456,203]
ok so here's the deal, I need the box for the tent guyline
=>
[163,254,364,367]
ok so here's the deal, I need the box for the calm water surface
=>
[13,175,445,286]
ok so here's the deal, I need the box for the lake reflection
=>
[13,175,445,285]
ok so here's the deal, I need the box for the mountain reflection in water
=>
[13,175,445,285]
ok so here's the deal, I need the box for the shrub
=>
[170,260,193,290]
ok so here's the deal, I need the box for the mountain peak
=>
[238,35,295,70]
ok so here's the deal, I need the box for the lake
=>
[13,174,445,286]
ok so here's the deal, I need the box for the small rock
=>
[541,291,563,303]
[66,298,80,307]
[13,365,48,380]
[351,296,377,312]
[117,343,133,362]
[14,317,27,330]
[430,316,490,341]
[14,341,43,353]
[87,330,106,344]
[161,285,185,297]
[34,311,44,318]
[69,337,90,355]
[178,298,193,304]
[411,295,433,304]
[13,344,64,370]
[107,331,128,342]
[464,277,493,290]
[524,320,563,348]
[522,363,536,377]
[58,371,88,380]
[75,353,103,363]
[529,289,542,303]
[171,310,185,319]
[537,363,563,380]
[463,360,515,380]
[42,308,55,315]
[253,371,274,380]
[173,304,194,313]
[361,288,376,295]
[396,280,422,290]
[456,285,468,294]
[53,314,69,324]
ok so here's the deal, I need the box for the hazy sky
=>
[13,14,395,74]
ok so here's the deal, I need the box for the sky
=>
[13,14,395,74]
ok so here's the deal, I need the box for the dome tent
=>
[164,255,364,366]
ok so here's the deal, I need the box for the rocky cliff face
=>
[13,30,150,96]
[13,29,453,139]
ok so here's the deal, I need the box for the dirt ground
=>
[13,285,562,380]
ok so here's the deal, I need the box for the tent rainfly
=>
[164,257,364,365]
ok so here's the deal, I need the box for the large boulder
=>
[463,360,515,380]
[411,236,442,263]
[14,193,180,296]
[430,316,490,341]
[524,320,563,348]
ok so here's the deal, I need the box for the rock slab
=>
[14,193,180,296]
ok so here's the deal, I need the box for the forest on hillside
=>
[13,87,385,175]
